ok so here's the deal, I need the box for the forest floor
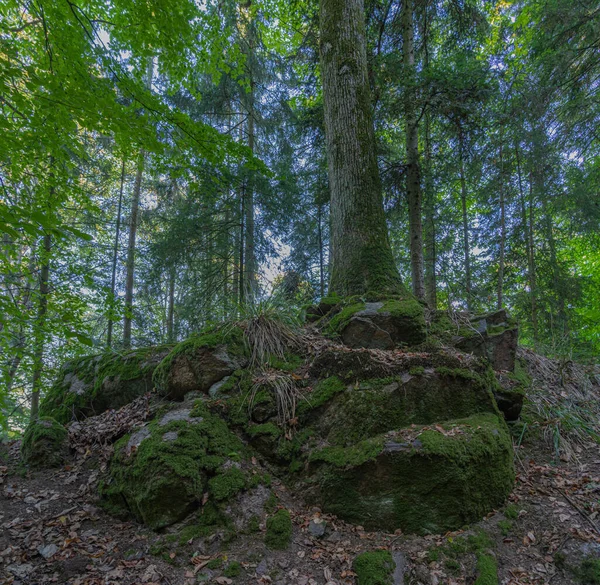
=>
[2,350,600,585]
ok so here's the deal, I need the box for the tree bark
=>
[403,0,425,300]
[30,232,51,420]
[317,203,325,297]
[320,0,405,297]
[107,158,125,347]
[458,125,472,310]
[497,143,506,310]
[422,5,436,309]
[123,58,153,348]
[166,265,175,343]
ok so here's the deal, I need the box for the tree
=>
[319,0,405,297]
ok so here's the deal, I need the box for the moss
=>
[99,408,247,529]
[445,559,461,574]
[246,423,281,439]
[265,509,292,550]
[309,436,384,468]
[40,346,169,424]
[325,301,366,335]
[310,414,514,534]
[208,467,247,501]
[321,370,499,447]
[223,561,242,578]
[497,519,512,536]
[206,557,225,570]
[299,376,346,415]
[409,366,425,376]
[504,503,519,520]
[474,554,498,585]
[578,558,600,584]
[352,550,394,585]
[267,353,304,372]
[21,417,68,467]
[264,493,278,514]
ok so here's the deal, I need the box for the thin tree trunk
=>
[320,0,404,296]
[30,232,51,420]
[167,265,175,343]
[123,59,153,348]
[526,167,539,347]
[403,0,424,300]
[497,143,506,310]
[244,78,256,301]
[107,158,125,347]
[458,125,472,310]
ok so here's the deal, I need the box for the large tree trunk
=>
[403,0,425,300]
[422,5,436,309]
[497,143,506,310]
[30,232,51,420]
[107,158,125,348]
[243,80,257,301]
[320,0,404,297]
[123,59,153,348]
[458,125,472,310]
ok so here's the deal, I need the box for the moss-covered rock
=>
[153,327,248,400]
[99,402,251,530]
[39,347,170,424]
[314,369,500,446]
[306,413,514,534]
[323,297,426,349]
[353,550,395,585]
[265,508,292,549]
[21,417,68,467]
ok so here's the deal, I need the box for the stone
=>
[99,402,250,530]
[455,310,518,372]
[256,559,269,576]
[21,417,68,468]
[38,543,59,559]
[334,299,426,349]
[39,347,170,424]
[306,413,514,534]
[153,329,247,401]
[308,517,326,538]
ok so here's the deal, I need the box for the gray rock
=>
[38,543,59,559]
[392,551,406,585]
[209,376,231,397]
[159,408,199,426]
[7,563,34,578]
[256,559,269,576]
[125,427,151,455]
[162,431,178,442]
[308,518,326,538]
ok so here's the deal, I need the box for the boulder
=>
[98,401,255,530]
[454,310,518,372]
[21,417,68,467]
[153,328,247,400]
[325,299,426,349]
[306,413,514,534]
[39,347,170,424]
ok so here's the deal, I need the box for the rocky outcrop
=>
[306,413,514,534]
[39,347,170,424]
[98,401,264,530]
[153,328,247,400]
[454,309,519,372]
[324,299,427,349]
[35,318,517,536]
